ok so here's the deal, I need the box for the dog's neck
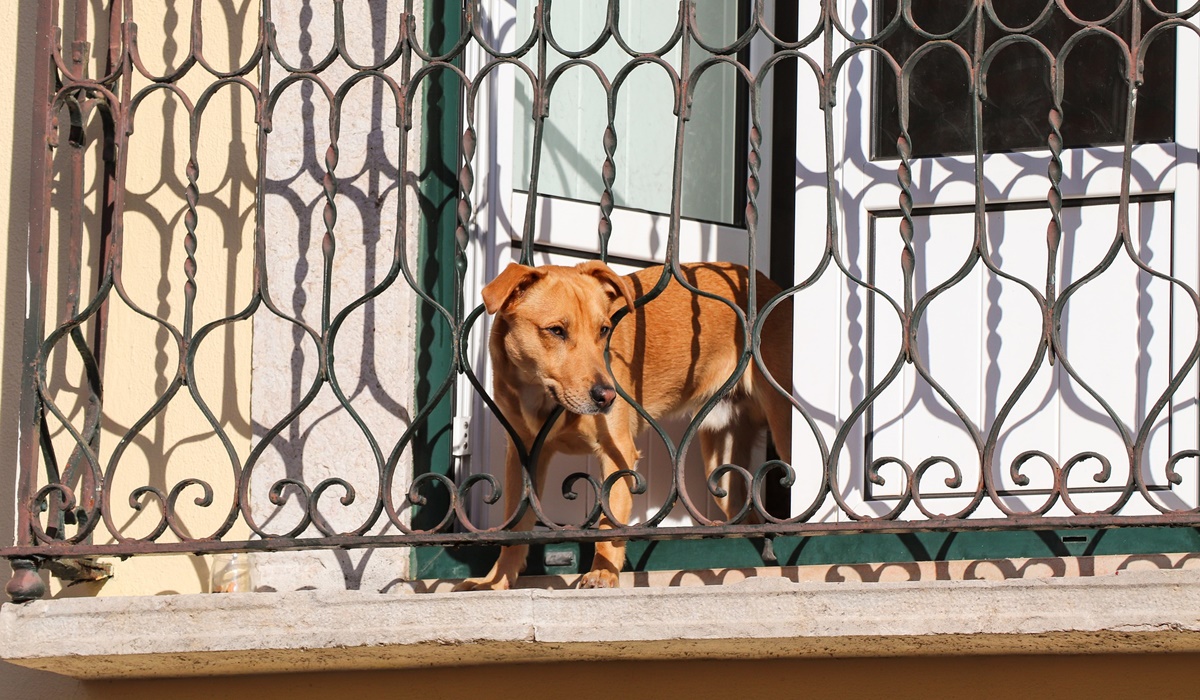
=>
[494,373,569,442]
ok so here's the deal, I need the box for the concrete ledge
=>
[3,566,1200,678]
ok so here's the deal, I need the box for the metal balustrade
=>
[6,0,1199,602]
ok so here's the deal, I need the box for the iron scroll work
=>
[8,0,1200,600]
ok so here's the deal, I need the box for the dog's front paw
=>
[578,568,620,589]
[451,575,513,592]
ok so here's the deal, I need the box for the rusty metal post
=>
[7,0,61,603]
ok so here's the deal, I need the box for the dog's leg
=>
[752,344,793,467]
[699,415,759,523]
[730,416,762,524]
[452,441,543,591]
[699,426,738,522]
[579,430,638,588]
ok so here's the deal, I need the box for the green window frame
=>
[411,0,1199,582]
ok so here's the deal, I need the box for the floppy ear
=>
[482,263,544,315]
[577,260,635,314]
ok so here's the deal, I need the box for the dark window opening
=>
[873,0,1176,159]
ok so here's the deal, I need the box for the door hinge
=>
[451,416,471,457]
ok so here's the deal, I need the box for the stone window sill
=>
[2,557,1199,678]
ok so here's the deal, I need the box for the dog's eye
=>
[599,325,610,338]
[546,326,567,339]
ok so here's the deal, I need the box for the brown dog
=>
[453,261,792,590]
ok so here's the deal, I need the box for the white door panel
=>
[789,2,1200,522]
[863,201,1187,514]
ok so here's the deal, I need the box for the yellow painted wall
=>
[3,654,1200,700]
[1,1,253,599]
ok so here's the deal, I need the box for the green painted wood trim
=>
[411,0,461,562]
[414,527,1200,581]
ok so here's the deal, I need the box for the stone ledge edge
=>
[2,568,1199,678]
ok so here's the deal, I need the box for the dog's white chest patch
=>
[698,399,739,431]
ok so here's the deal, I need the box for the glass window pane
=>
[514,0,747,225]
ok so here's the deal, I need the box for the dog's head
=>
[483,260,636,415]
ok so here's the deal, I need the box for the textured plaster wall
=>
[91,0,259,595]
[246,0,420,594]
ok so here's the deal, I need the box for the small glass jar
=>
[210,552,253,593]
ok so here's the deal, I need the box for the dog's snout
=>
[590,383,616,409]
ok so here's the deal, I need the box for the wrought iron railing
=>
[6,0,1200,601]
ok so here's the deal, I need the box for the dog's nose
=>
[590,384,616,409]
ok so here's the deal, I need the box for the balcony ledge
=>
[3,564,1200,679]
